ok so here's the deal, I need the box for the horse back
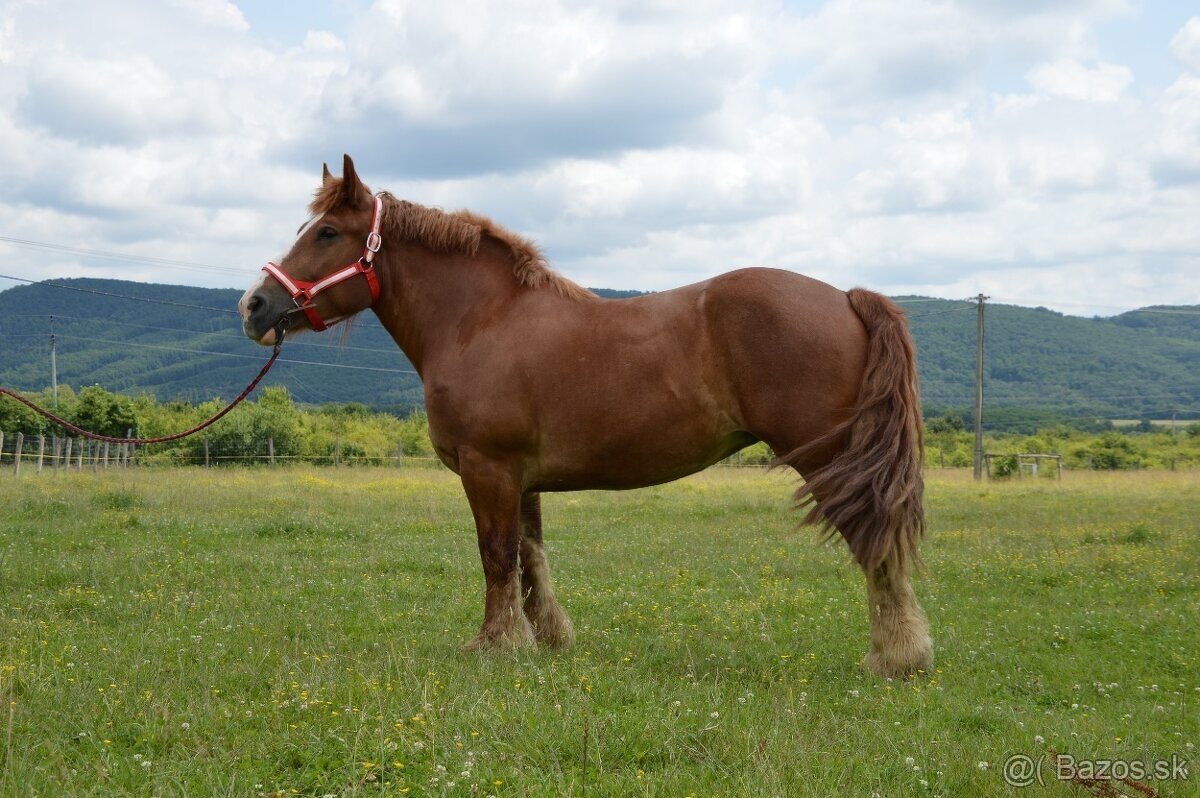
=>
[424,267,867,489]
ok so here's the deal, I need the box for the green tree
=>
[925,412,965,434]
[1070,432,1143,470]
[69,386,138,438]
[398,409,434,457]
[0,392,49,437]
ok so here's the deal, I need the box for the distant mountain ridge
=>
[1,278,1197,425]
[0,279,643,414]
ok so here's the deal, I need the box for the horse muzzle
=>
[239,283,294,345]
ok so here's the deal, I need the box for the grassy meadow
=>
[0,466,1197,797]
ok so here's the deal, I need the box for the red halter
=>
[261,195,384,331]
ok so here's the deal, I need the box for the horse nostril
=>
[247,294,264,314]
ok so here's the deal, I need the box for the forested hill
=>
[903,297,1199,426]
[1,278,1197,423]
[0,278,640,414]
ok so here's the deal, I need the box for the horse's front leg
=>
[519,493,574,647]
[459,450,535,650]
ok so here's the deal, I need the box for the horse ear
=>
[339,154,369,208]
[322,162,333,185]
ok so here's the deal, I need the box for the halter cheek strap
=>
[261,194,384,332]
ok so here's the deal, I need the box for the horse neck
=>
[370,240,523,374]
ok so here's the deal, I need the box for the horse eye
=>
[317,226,339,240]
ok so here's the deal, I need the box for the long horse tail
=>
[776,288,925,572]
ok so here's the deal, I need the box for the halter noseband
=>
[261,194,384,331]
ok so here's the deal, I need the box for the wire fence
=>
[0,431,449,473]
[4,428,1194,478]
[0,429,784,474]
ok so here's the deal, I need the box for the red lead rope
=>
[0,337,283,445]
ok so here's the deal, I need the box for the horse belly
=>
[529,363,751,491]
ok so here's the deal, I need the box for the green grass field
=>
[1,467,1196,797]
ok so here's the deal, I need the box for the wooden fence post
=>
[268,437,275,466]
[334,436,342,467]
[14,432,23,475]
[76,439,84,470]
[204,439,210,467]
[63,438,72,470]
[397,441,404,469]
[0,431,5,466]
[36,436,45,473]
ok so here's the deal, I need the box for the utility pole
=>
[973,294,988,481]
[49,315,58,409]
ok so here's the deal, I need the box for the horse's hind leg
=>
[863,559,932,678]
[519,493,575,647]
[775,447,931,677]
[459,450,534,651]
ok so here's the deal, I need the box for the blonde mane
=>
[310,183,595,301]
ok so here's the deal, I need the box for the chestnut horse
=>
[240,156,932,677]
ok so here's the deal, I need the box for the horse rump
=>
[774,288,925,572]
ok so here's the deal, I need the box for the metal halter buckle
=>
[260,194,385,331]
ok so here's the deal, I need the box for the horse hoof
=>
[864,642,934,679]
[533,617,575,649]
[461,623,536,653]
[525,601,575,648]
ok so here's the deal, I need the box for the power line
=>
[0,273,241,315]
[977,416,1200,432]
[0,284,391,331]
[988,296,1200,315]
[283,369,356,405]
[5,232,1197,316]
[908,305,976,318]
[1104,308,1200,316]
[924,391,1200,404]
[3,261,1196,425]
[5,313,403,355]
[0,235,244,275]
[57,335,419,375]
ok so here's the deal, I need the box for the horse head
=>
[240,154,383,344]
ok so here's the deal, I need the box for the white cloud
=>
[1151,73,1200,187]
[170,0,249,32]
[1026,58,1132,102]
[20,54,220,146]
[0,0,1197,319]
[289,0,772,177]
[787,0,983,108]
[1170,17,1200,72]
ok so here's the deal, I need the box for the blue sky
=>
[236,0,358,47]
[0,0,1198,316]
